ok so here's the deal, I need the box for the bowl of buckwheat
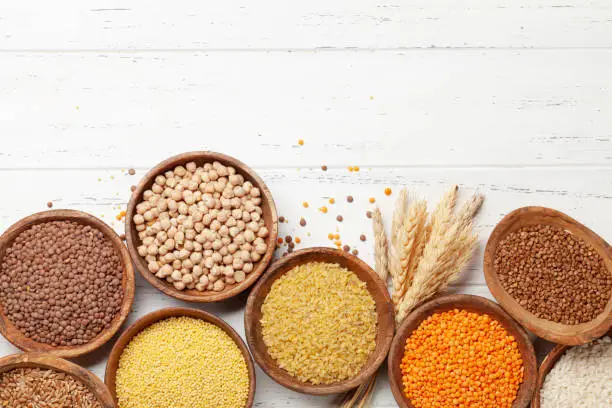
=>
[125,151,278,303]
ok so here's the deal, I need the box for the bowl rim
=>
[0,352,115,407]
[483,206,612,345]
[125,151,278,303]
[0,209,135,358]
[387,294,537,408]
[244,246,395,395]
[104,306,256,408]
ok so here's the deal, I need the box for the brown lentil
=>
[46,201,53,208]
[299,217,306,226]
[279,216,285,223]
[352,249,359,256]
[343,245,350,252]
[116,317,249,408]
[0,367,103,408]
[0,220,124,346]
[347,195,354,203]
[360,234,366,242]
[495,224,611,325]
[336,215,343,222]
[261,262,377,384]
[366,211,372,219]
[321,165,328,171]
[128,168,136,175]
[285,235,292,243]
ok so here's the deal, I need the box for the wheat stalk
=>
[372,208,389,281]
[392,199,428,308]
[396,219,478,323]
[388,190,407,292]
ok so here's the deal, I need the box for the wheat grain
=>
[429,184,458,239]
[372,208,389,281]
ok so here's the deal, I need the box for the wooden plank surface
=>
[1,0,611,406]
[1,0,612,50]
[1,51,611,168]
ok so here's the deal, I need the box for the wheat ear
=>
[372,208,389,281]
[456,193,484,227]
[392,199,428,308]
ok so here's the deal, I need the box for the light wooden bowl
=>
[388,294,537,408]
[244,247,395,395]
[105,307,256,408]
[125,151,278,303]
[531,329,611,408]
[483,206,612,345]
[0,209,135,358]
[0,352,115,407]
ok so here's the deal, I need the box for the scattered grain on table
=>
[319,206,328,213]
[336,215,343,222]
[360,234,366,242]
[384,188,392,196]
[116,317,249,408]
[303,201,309,208]
[321,165,328,171]
[299,217,306,226]
[128,168,136,176]
[329,198,335,204]
[347,195,354,203]
[369,197,376,204]
[261,262,377,384]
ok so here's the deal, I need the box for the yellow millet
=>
[116,317,249,408]
[261,262,377,385]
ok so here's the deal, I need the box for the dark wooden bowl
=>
[105,307,255,408]
[125,151,278,303]
[531,329,611,408]
[0,352,115,407]
[0,210,135,358]
[483,206,612,345]
[388,294,537,408]
[244,247,395,395]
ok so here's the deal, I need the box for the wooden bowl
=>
[388,294,537,408]
[531,329,611,408]
[483,206,612,345]
[0,209,135,358]
[0,352,115,407]
[125,151,278,303]
[105,307,256,408]
[244,247,395,395]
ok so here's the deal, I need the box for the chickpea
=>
[175,231,185,245]
[171,270,182,281]
[228,174,241,186]
[257,227,269,238]
[233,258,244,270]
[182,259,194,270]
[173,281,186,290]
[251,252,261,262]
[174,165,187,177]
[211,265,222,277]
[193,242,203,252]
[167,199,178,212]
[182,274,194,284]
[244,230,255,242]
[213,280,225,292]
[134,214,145,225]
[192,265,203,277]
[184,240,194,251]
[230,197,242,209]
[185,229,196,240]
[219,225,229,237]
[160,264,173,277]
[255,243,267,255]
[195,283,206,291]
[234,270,246,282]
[210,219,221,231]
[223,254,233,265]
[252,197,262,206]
[243,181,253,192]
[147,245,159,256]
[250,187,261,197]
[212,252,223,263]
[243,263,253,274]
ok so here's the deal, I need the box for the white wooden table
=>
[0,1,611,406]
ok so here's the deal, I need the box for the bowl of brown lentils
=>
[484,206,612,345]
[0,209,135,358]
[126,151,278,302]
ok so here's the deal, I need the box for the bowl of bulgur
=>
[105,307,256,408]
[244,247,395,395]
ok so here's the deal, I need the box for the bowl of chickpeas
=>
[125,151,278,302]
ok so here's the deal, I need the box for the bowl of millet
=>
[126,151,278,302]
[484,206,612,345]
[0,210,135,358]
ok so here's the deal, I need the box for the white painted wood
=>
[0,0,611,405]
[1,51,611,168]
[1,0,612,50]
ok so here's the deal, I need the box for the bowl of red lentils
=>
[388,294,537,408]
[484,206,612,345]
[125,151,278,303]
[0,209,135,358]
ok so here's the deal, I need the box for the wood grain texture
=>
[125,151,278,303]
[1,0,612,50]
[0,352,115,408]
[105,307,255,408]
[484,206,612,345]
[387,294,537,408]
[0,210,135,358]
[245,247,395,395]
[0,51,611,168]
